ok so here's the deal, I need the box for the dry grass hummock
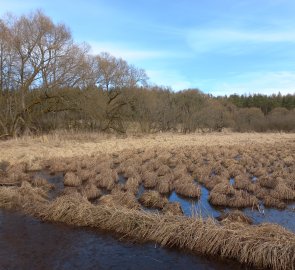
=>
[95,170,117,190]
[259,176,278,189]
[162,202,183,216]
[263,195,286,209]
[174,181,201,198]
[31,176,55,192]
[81,184,102,200]
[270,180,295,201]
[124,177,140,194]
[139,190,168,209]
[142,171,157,188]
[98,191,140,210]
[157,165,171,176]
[217,210,253,225]
[209,188,258,208]
[156,175,173,194]
[0,181,48,210]
[63,172,82,187]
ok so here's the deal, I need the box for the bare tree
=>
[0,11,94,136]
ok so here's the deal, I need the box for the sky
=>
[1,0,295,96]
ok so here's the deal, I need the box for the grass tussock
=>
[98,191,140,210]
[0,181,48,210]
[163,202,183,216]
[64,172,82,187]
[124,177,140,194]
[217,210,253,225]
[95,170,117,190]
[157,165,171,176]
[142,171,157,188]
[31,176,55,191]
[81,184,102,200]
[156,176,172,194]
[174,181,201,198]
[209,184,258,208]
[139,190,168,209]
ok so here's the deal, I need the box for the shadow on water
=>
[0,209,247,270]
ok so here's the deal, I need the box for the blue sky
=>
[1,0,295,95]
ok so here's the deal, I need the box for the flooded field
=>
[0,133,295,269]
[0,210,246,270]
[35,170,295,232]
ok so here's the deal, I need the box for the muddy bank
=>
[0,210,247,270]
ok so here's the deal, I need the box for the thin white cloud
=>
[146,69,193,91]
[211,71,295,96]
[88,41,188,62]
[187,28,295,54]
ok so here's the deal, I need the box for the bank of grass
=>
[0,185,294,270]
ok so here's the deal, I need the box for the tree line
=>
[0,11,294,137]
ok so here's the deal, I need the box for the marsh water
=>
[0,210,248,270]
[1,170,294,269]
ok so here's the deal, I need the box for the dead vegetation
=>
[217,210,253,225]
[28,194,295,270]
[1,133,295,269]
[139,190,169,209]
[64,172,82,187]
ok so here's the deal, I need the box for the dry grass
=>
[98,191,140,210]
[163,202,183,216]
[156,176,172,194]
[174,180,201,198]
[95,170,117,190]
[0,181,48,210]
[0,175,295,269]
[31,176,55,192]
[124,177,140,194]
[142,171,158,188]
[209,183,259,208]
[139,190,168,209]
[1,132,295,269]
[1,132,294,170]
[217,210,253,225]
[81,184,102,200]
[64,172,82,187]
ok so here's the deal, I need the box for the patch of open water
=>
[0,209,247,270]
